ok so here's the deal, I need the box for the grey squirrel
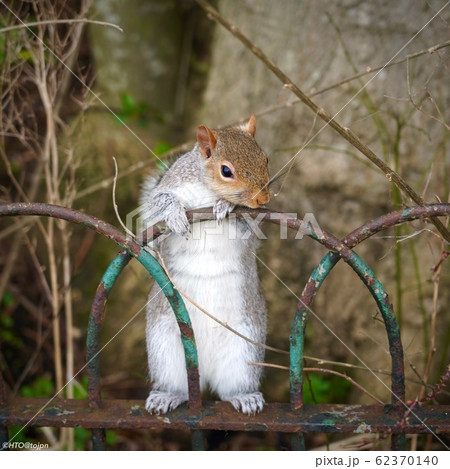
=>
[140,114,270,415]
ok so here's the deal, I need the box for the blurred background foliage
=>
[0,0,449,450]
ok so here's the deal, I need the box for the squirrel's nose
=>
[254,189,270,207]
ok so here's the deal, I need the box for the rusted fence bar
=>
[0,202,449,451]
[88,251,132,450]
[1,399,449,434]
[89,207,405,411]
[88,251,132,409]
[0,203,204,449]
[87,249,203,450]
[224,209,406,415]
[289,203,450,408]
[80,204,447,450]
[0,203,202,415]
[286,204,450,450]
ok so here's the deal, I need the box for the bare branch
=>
[195,0,450,243]
[0,19,123,34]
[112,157,139,240]
[257,39,450,118]
[250,362,385,405]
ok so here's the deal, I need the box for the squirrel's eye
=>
[221,165,233,178]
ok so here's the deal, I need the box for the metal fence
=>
[0,202,449,450]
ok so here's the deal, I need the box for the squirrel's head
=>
[197,114,270,208]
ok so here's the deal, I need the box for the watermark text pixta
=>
[126,205,323,241]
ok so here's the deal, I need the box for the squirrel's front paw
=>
[152,192,190,236]
[213,199,235,223]
[165,211,190,236]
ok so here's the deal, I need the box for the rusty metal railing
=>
[0,202,449,450]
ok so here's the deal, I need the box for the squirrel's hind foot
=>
[226,392,265,415]
[145,390,187,415]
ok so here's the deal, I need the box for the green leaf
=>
[73,375,88,399]
[303,374,351,404]
[74,427,91,450]
[2,290,14,307]
[120,93,135,113]
[153,141,171,156]
[105,430,117,446]
[0,313,13,328]
[18,48,33,63]
[20,377,55,398]
[9,425,29,443]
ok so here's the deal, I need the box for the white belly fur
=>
[159,217,258,391]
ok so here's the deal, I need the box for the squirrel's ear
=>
[245,113,256,137]
[197,125,217,158]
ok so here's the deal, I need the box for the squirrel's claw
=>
[165,212,190,236]
[227,392,265,415]
[151,191,190,236]
[213,199,234,223]
[145,390,187,414]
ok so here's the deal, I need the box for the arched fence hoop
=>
[0,202,449,451]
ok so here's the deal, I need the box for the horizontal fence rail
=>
[1,400,448,434]
[0,202,449,451]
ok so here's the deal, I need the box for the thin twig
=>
[72,38,450,200]
[112,156,138,240]
[0,18,123,34]
[32,17,64,395]
[75,142,191,200]
[256,40,450,118]
[311,40,450,97]
[250,362,384,405]
[62,230,73,403]
[391,366,450,443]
[421,249,445,387]
[195,0,450,243]
[0,0,102,451]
